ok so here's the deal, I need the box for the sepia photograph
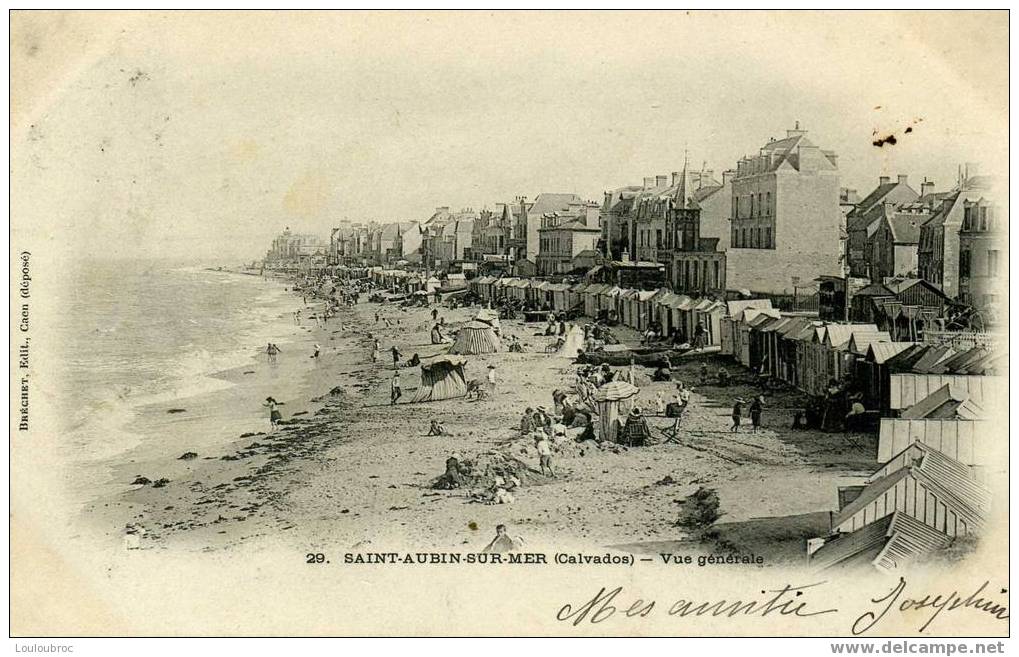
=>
[8,9,1010,642]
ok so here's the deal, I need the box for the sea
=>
[56,258,307,501]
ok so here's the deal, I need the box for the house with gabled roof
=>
[829,441,990,538]
[846,174,920,277]
[809,510,951,574]
[725,123,843,295]
[918,168,1003,306]
[867,208,928,280]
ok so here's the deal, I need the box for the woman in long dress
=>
[264,397,284,431]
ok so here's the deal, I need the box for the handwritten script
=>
[556,578,1008,634]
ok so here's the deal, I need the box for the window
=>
[766,192,772,215]
[714,261,720,287]
[757,193,763,216]
[959,249,971,278]
[988,250,1000,277]
[749,195,754,218]
[741,228,747,247]
[765,227,772,248]
[979,207,988,231]
[656,230,663,249]
[963,206,973,230]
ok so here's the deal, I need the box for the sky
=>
[11,10,1009,264]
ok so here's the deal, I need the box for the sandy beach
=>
[82,283,878,565]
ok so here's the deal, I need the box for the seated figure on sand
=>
[482,524,524,553]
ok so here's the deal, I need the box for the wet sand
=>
[82,288,878,565]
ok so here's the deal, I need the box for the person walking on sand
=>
[390,370,402,405]
[731,398,744,433]
[431,307,439,322]
[311,343,321,359]
[534,430,555,477]
[750,395,764,433]
[264,397,284,432]
[370,337,379,363]
[391,345,403,369]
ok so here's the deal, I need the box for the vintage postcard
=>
[9,10,1009,639]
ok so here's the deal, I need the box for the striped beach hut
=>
[583,284,607,317]
[410,355,469,403]
[450,321,503,355]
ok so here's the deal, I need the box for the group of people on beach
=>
[731,394,765,433]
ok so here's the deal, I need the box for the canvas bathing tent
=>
[592,380,639,443]
[411,355,469,403]
[450,321,502,355]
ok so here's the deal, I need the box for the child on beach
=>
[750,395,764,433]
[731,398,744,433]
[534,430,555,477]
[486,364,497,395]
[390,371,402,405]
[264,397,284,431]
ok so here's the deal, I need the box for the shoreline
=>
[81,278,878,564]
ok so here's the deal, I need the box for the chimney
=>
[671,171,681,186]
[879,176,890,185]
[921,179,935,196]
[656,174,668,188]
[643,177,655,189]
[787,120,807,138]
[722,170,735,187]
[897,174,908,185]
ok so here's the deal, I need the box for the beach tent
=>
[450,321,503,355]
[567,283,589,313]
[410,355,469,403]
[618,289,639,327]
[592,380,639,443]
[634,290,659,331]
[583,284,607,317]
[444,273,468,291]
[857,342,921,411]
[598,286,623,317]
[549,283,571,312]
[692,298,724,347]
[652,292,681,336]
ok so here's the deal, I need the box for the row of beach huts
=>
[470,276,728,346]
[465,275,1003,572]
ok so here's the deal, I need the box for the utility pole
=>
[843,263,851,323]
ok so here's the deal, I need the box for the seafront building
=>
[725,122,843,295]
[293,125,1001,334]
[265,227,327,269]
